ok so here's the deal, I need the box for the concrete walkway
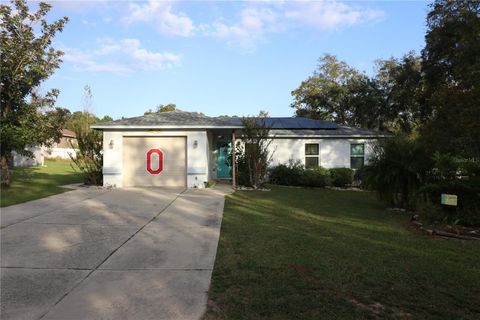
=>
[1,185,231,320]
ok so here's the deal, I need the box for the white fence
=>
[45,147,77,160]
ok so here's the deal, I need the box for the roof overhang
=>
[267,134,390,138]
[90,125,244,130]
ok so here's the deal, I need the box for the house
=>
[91,110,388,188]
[12,129,78,167]
[44,129,78,160]
[12,146,44,167]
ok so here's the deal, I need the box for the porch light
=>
[193,140,198,148]
[109,139,114,149]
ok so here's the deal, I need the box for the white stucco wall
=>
[268,138,376,168]
[102,130,209,188]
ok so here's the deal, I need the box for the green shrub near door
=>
[329,168,354,188]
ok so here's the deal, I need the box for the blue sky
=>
[39,0,430,119]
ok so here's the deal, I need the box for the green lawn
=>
[0,159,83,207]
[205,186,480,319]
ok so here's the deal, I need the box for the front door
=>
[217,142,231,179]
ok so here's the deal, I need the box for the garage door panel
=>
[123,137,186,187]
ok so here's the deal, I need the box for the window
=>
[350,143,365,169]
[305,144,319,168]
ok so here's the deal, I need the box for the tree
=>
[65,86,113,131]
[0,0,69,187]
[420,0,480,158]
[236,113,274,188]
[66,112,113,131]
[375,53,424,134]
[70,129,103,185]
[291,53,425,134]
[69,86,104,185]
[144,103,177,115]
[291,54,362,124]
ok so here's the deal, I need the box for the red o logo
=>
[146,149,164,174]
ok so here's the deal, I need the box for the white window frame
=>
[305,143,320,168]
[350,143,365,169]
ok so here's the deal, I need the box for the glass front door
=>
[217,142,231,178]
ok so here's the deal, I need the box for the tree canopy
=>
[144,103,177,115]
[0,0,69,187]
[291,53,423,134]
[420,0,480,158]
[291,0,479,160]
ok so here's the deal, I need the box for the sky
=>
[34,0,431,119]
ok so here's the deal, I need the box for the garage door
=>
[123,136,187,187]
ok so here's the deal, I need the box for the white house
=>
[91,110,388,188]
[12,129,78,167]
[12,146,44,167]
[44,129,78,160]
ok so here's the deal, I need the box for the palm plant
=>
[362,136,431,208]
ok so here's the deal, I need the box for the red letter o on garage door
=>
[146,149,164,174]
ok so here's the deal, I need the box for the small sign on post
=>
[441,194,458,206]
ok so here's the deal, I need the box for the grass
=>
[0,159,83,207]
[205,186,480,319]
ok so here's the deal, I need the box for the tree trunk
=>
[1,155,11,188]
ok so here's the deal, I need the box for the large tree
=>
[0,0,69,187]
[420,0,480,158]
[375,53,424,134]
[291,54,364,124]
[291,53,425,134]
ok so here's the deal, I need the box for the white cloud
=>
[203,1,383,49]
[62,38,181,74]
[204,7,281,50]
[284,1,384,30]
[123,0,194,37]
[119,0,383,49]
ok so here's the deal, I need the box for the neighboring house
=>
[91,110,388,188]
[12,129,78,167]
[12,146,44,167]
[45,129,78,160]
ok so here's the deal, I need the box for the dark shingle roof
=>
[91,110,388,137]
[91,110,240,129]
[270,126,388,137]
[219,117,338,129]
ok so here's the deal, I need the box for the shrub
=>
[233,147,251,187]
[269,161,329,188]
[329,168,354,188]
[418,180,480,226]
[70,129,103,185]
[301,168,329,188]
[353,165,369,188]
[269,160,304,186]
[415,199,444,224]
[361,135,432,208]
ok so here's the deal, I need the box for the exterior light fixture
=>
[193,140,198,148]
[109,140,114,149]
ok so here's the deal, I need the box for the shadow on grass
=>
[1,161,83,207]
[205,186,480,320]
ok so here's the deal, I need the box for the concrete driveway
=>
[1,185,231,320]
